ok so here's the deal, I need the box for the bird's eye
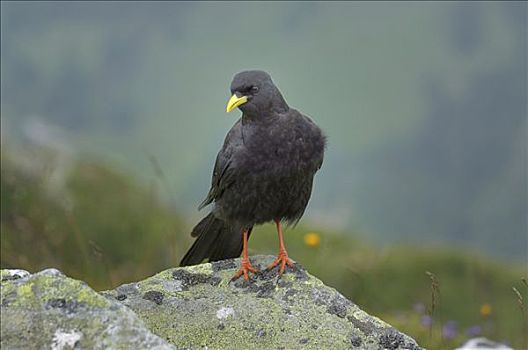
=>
[250,86,259,93]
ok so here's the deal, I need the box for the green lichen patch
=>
[110,255,422,350]
[1,269,174,349]
[2,258,422,349]
[1,269,109,309]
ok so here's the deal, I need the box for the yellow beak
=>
[226,94,248,113]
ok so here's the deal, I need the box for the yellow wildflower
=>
[480,303,492,317]
[304,232,321,247]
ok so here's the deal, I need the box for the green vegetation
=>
[1,148,526,349]
[1,148,185,288]
[1,2,525,260]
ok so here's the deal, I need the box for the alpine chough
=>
[180,70,326,280]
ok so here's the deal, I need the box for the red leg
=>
[267,219,295,275]
[232,229,259,281]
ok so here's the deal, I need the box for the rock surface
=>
[0,268,173,349]
[1,255,422,350]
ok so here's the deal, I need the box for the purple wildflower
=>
[465,325,482,337]
[442,320,457,339]
[420,315,433,327]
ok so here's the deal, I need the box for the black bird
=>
[180,70,326,280]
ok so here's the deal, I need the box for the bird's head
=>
[226,70,288,116]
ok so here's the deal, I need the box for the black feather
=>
[180,213,252,266]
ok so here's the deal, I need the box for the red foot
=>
[267,250,295,276]
[232,257,259,281]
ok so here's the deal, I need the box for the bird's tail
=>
[180,213,251,266]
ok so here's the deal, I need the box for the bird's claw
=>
[231,257,259,281]
[267,250,295,276]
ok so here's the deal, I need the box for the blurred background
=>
[1,2,526,348]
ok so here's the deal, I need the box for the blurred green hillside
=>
[1,147,185,287]
[1,148,526,349]
[1,1,526,260]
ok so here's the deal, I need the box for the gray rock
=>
[455,337,513,350]
[1,255,422,350]
[0,269,174,349]
[104,255,422,350]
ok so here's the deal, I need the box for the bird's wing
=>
[198,152,234,210]
[198,121,242,210]
[298,112,326,171]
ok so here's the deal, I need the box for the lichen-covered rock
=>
[103,255,422,350]
[1,256,422,349]
[0,268,174,349]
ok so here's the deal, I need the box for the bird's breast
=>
[230,114,325,194]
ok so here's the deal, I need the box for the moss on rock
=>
[2,268,109,309]
[2,256,422,349]
[1,268,173,349]
[106,255,422,350]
